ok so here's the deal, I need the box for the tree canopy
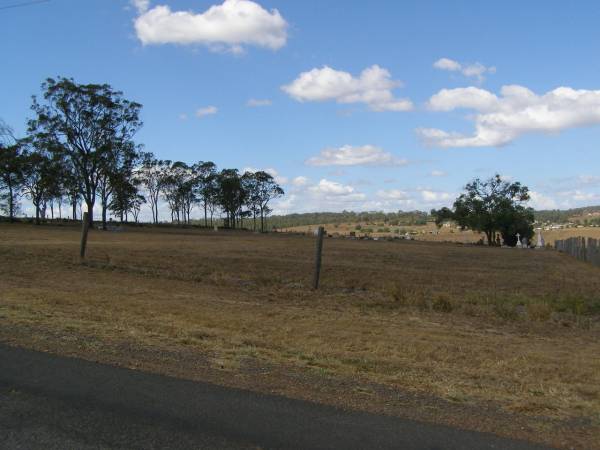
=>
[431,174,534,246]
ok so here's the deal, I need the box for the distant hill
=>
[268,211,429,228]
[269,206,600,229]
[534,205,600,224]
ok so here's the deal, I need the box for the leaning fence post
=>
[80,211,90,261]
[312,226,325,290]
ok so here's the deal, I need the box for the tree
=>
[21,145,62,224]
[28,77,142,225]
[431,174,533,246]
[217,169,245,228]
[253,171,284,232]
[0,142,26,222]
[194,161,217,227]
[97,140,139,229]
[108,170,143,223]
[241,171,260,230]
[136,153,167,224]
[161,161,196,224]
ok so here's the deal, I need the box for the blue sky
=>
[3,0,600,215]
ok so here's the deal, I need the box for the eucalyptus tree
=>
[0,121,25,221]
[136,153,168,224]
[241,171,260,231]
[109,170,144,222]
[217,168,245,228]
[253,171,284,232]
[21,144,62,224]
[97,140,139,229]
[194,161,217,227]
[28,77,142,225]
[0,141,26,221]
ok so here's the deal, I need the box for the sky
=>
[3,0,600,216]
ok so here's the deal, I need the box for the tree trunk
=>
[34,202,40,225]
[8,182,14,222]
[204,203,207,227]
[260,208,264,233]
[85,199,94,226]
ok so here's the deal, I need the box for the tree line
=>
[0,77,284,231]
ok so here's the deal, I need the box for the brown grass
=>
[1,223,599,448]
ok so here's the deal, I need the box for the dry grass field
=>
[1,223,600,448]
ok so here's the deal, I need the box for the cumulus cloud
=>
[308,179,366,200]
[134,0,288,52]
[292,176,309,187]
[418,85,600,147]
[433,58,496,82]
[196,106,218,118]
[430,170,446,177]
[131,0,150,14]
[282,65,413,112]
[305,145,408,167]
[246,98,272,107]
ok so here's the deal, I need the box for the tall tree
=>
[0,142,25,222]
[253,171,284,232]
[21,145,62,225]
[136,153,167,224]
[217,169,245,229]
[97,140,139,229]
[194,161,217,227]
[28,77,142,225]
[431,174,533,246]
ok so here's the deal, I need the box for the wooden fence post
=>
[80,211,90,261]
[312,226,325,290]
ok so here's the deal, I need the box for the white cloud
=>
[131,0,150,14]
[528,191,558,210]
[433,57,461,71]
[433,58,496,82]
[418,85,600,147]
[376,189,410,200]
[178,113,188,120]
[134,0,288,52]
[309,179,355,196]
[246,98,272,107]
[292,176,309,187]
[282,65,413,112]
[196,106,218,118]
[430,170,446,177]
[306,144,408,167]
[420,189,452,203]
[427,87,499,112]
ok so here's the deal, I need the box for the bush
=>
[432,296,453,313]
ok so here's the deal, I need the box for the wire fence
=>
[555,236,600,266]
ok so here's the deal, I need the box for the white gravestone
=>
[515,233,522,248]
[536,232,545,248]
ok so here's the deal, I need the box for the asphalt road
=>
[0,344,551,450]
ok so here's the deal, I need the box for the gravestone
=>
[536,231,545,248]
